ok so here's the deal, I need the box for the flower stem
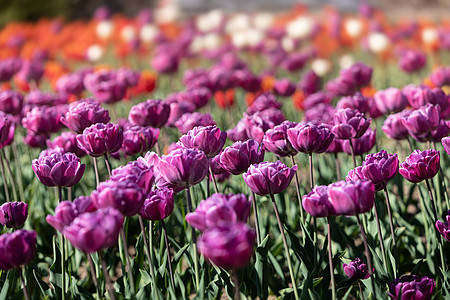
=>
[349,139,357,168]
[290,155,305,225]
[356,214,377,299]
[99,252,116,300]
[334,153,341,181]
[372,201,388,275]
[155,140,161,156]
[358,281,365,300]
[309,153,314,189]
[186,187,200,292]
[209,166,219,194]
[327,217,336,300]
[19,266,30,300]
[0,150,10,202]
[138,216,160,299]
[58,186,66,300]
[383,182,398,277]
[92,157,100,187]
[232,269,240,300]
[270,194,299,300]
[104,153,112,178]
[12,142,25,202]
[251,192,262,245]
[162,220,176,292]
[87,254,101,299]
[2,150,17,202]
[120,225,135,296]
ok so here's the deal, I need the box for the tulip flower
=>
[198,222,255,270]
[336,93,370,115]
[263,121,298,157]
[299,70,321,96]
[373,87,408,115]
[111,160,155,194]
[175,112,216,135]
[32,152,86,188]
[0,90,23,115]
[140,188,174,221]
[128,99,170,128]
[84,70,126,104]
[388,275,435,300]
[287,122,334,155]
[302,185,334,217]
[273,78,296,97]
[399,50,426,73]
[22,106,63,135]
[63,208,123,253]
[0,201,28,228]
[403,85,447,110]
[121,125,159,156]
[343,258,371,280]
[186,193,251,231]
[48,131,86,157]
[382,110,412,141]
[46,196,96,232]
[227,119,249,142]
[178,125,227,158]
[246,92,282,115]
[0,57,22,82]
[60,99,110,134]
[332,108,371,140]
[342,128,376,156]
[219,139,265,175]
[401,104,440,138]
[399,149,440,184]
[0,229,36,270]
[76,123,123,157]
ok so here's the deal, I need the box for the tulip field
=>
[1,3,450,300]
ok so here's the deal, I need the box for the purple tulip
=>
[411,120,450,143]
[244,109,285,143]
[151,53,179,74]
[373,88,408,115]
[56,73,85,96]
[24,132,47,148]
[84,70,126,104]
[347,150,398,191]
[382,110,411,140]
[327,180,375,216]
[158,148,209,188]
[76,123,123,157]
[227,119,249,142]
[128,99,171,128]
[174,112,216,135]
[178,125,227,158]
[403,85,447,109]
[46,196,96,232]
[185,87,211,109]
[326,76,356,97]
[436,213,450,242]
[111,160,155,194]
[0,57,21,82]
[63,208,124,253]
[121,125,159,156]
[343,258,371,280]
[342,128,376,156]
[32,152,86,187]
[336,93,370,115]
[60,99,110,134]
[116,67,140,88]
[219,139,265,175]
[263,121,298,157]
[299,70,321,96]
[399,149,440,183]
[246,92,282,115]
[0,113,13,146]
[243,161,297,196]
[443,137,450,156]
[198,222,255,269]
[287,122,334,154]
[186,193,251,231]
[430,67,450,87]
[388,275,435,300]
[273,78,296,97]
[142,152,185,194]
[399,50,427,73]
[48,131,86,157]
[22,106,62,135]
[401,104,440,139]
[0,202,28,228]
[92,179,145,216]
[140,188,174,221]
[304,103,336,125]
[302,185,334,217]
[166,97,196,127]
[281,53,309,72]
[0,90,23,115]
[16,60,44,83]
[0,230,36,270]
[340,62,373,89]
[332,108,371,140]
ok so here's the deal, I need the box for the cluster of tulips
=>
[0,3,449,300]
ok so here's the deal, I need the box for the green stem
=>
[120,225,135,296]
[19,266,30,300]
[12,142,25,202]
[0,150,10,202]
[356,215,377,299]
[104,153,112,178]
[2,150,17,202]
[162,220,176,292]
[186,187,200,292]
[58,186,66,300]
[358,281,365,300]
[291,155,305,227]
[209,166,219,194]
[270,194,299,300]
[334,153,341,181]
[99,252,116,300]
[92,157,100,187]
[251,192,262,245]
[372,200,388,275]
[232,269,240,300]
[138,216,160,299]
[349,139,357,168]
[327,217,336,300]
[87,254,101,299]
